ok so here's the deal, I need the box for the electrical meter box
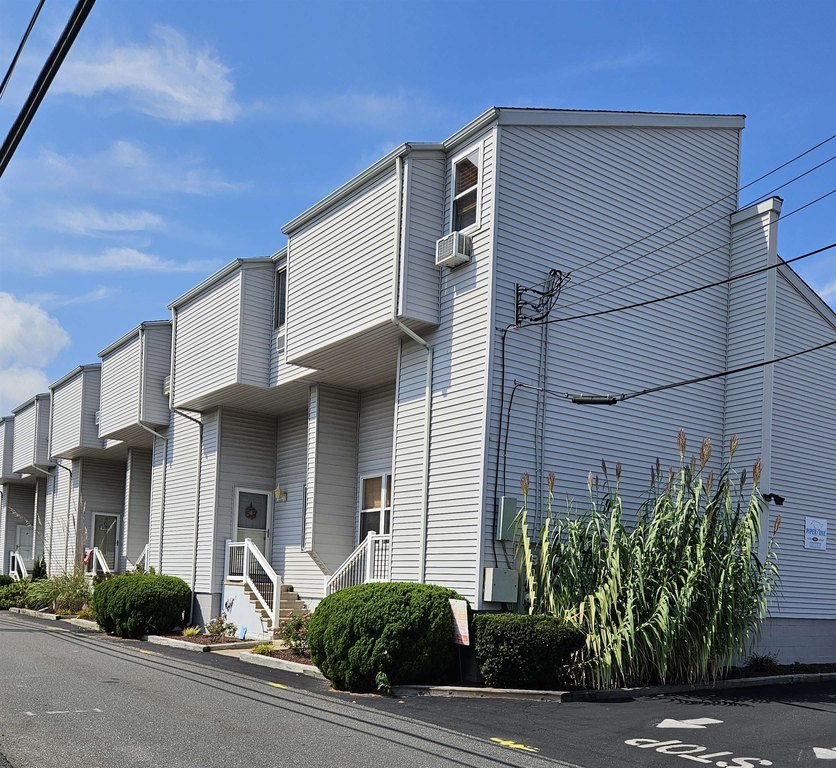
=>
[483,567,519,603]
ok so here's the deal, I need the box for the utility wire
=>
[0,0,46,103]
[566,132,836,281]
[563,154,836,302]
[0,0,96,179]
[534,242,836,326]
[549,187,836,317]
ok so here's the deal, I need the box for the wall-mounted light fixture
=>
[762,493,786,506]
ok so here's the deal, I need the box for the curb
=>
[395,671,836,702]
[239,650,326,679]
[9,607,72,621]
[146,636,261,653]
[66,618,101,631]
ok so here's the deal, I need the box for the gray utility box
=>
[483,567,519,603]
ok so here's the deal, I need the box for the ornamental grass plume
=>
[515,432,779,689]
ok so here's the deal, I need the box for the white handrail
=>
[325,533,391,596]
[9,550,28,580]
[84,547,111,577]
[127,544,149,572]
[225,539,281,629]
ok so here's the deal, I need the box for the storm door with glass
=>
[234,489,272,554]
[92,513,120,571]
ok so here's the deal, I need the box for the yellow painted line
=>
[490,737,540,753]
[137,648,161,656]
[268,682,289,689]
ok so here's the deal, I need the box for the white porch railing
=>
[224,539,281,629]
[325,532,391,596]
[8,550,28,581]
[83,547,111,578]
[128,544,149,572]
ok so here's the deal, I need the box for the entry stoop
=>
[279,584,308,619]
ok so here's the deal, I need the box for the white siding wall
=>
[80,458,127,564]
[1,484,35,575]
[160,412,201,581]
[50,374,84,457]
[484,125,740,605]
[273,408,325,600]
[123,448,152,563]
[399,154,445,325]
[195,410,220,593]
[769,273,836,618]
[44,459,80,575]
[173,272,241,406]
[99,336,141,439]
[11,402,37,473]
[142,325,172,426]
[81,368,102,448]
[0,420,15,479]
[212,408,276,593]
[306,385,359,572]
[35,398,50,466]
[286,167,399,363]
[147,430,168,572]
[238,268,274,388]
[391,341,428,581]
[34,478,46,560]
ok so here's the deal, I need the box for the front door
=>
[15,525,33,568]
[92,513,119,571]
[234,489,272,554]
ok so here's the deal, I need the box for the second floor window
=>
[274,268,287,329]
[453,153,479,231]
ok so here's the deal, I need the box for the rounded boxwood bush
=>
[92,573,190,639]
[308,582,467,692]
[0,575,14,587]
[474,613,585,689]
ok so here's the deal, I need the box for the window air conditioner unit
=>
[163,375,171,396]
[435,231,472,269]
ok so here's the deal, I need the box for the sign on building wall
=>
[804,517,827,550]
[449,599,470,646]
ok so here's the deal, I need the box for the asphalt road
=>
[1,612,834,768]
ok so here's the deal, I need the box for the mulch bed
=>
[163,634,245,646]
[257,647,316,666]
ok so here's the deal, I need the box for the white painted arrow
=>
[656,717,724,729]
[813,746,836,760]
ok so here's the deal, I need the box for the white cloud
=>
[35,140,249,196]
[557,49,653,79]
[48,206,165,236]
[817,278,836,305]
[46,247,221,274]
[0,294,70,414]
[28,285,119,307]
[54,26,240,123]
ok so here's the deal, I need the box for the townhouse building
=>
[2,108,834,660]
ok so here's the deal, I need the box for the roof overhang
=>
[168,258,274,310]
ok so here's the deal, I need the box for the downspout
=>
[172,406,203,625]
[390,153,434,583]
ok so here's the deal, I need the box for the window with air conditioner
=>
[452,149,480,232]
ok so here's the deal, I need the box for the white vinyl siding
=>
[273,408,325,601]
[80,458,127,561]
[399,154,446,325]
[768,271,836,619]
[285,167,399,364]
[212,408,276,593]
[0,419,15,480]
[238,268,274,388]
[141,325,172,426]
[390,340,428,581]
[50,374,84,458]
[305,385,359,572]
[12,396,50,473]
[44,458,80,575]
[357,385,395,541]
[1,484,35,575]
[81,368,102,447]
[147,430,168,572]
[195,410,220,593]
[123,448,152,564]
[173,271,242,406]
[99,336,142,439]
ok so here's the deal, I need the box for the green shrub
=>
[25,578,57,610]
[205,613,237,641]
[25,571,90,613]
[474,613,584,689]
[308,582,466,692]
[0,580,29,610]
[0,575,14,587]
[31,557,47,581]
[92,573,191,639]
[181,626,201,637]
[251,642,275,656]
[278,612,310,655]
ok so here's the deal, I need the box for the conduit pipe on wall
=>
[390,153,434,583]
[172,407,203,625]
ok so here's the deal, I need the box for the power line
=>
[520,338,836,406]
[0,0,97,179]
[0,0,46,103]
[534,242,836,327]
[566,132,836,281]
[562,154,836,302]
[549,187,836,317]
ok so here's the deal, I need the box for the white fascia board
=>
[11,393,49,415]
[496,107,745,130]
[731,196,783,225]
[777,263,836,330]
[270,246,288,263]
[167,258,273,310]
[49,364,101,392]
[98,320,172,358]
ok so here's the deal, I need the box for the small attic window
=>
[274,268,287,329]
[453,152,479,231]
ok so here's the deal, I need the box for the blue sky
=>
[0,0,834,414]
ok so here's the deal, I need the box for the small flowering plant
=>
[205,598,237,642]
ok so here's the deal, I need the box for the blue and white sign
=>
[805,517,827,550]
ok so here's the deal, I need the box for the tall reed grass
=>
[517,432,779,689]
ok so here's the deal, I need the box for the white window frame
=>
[449,143,482,234]
[273,267,288,358]
[233,487,274,546]
[357,473,392,543]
